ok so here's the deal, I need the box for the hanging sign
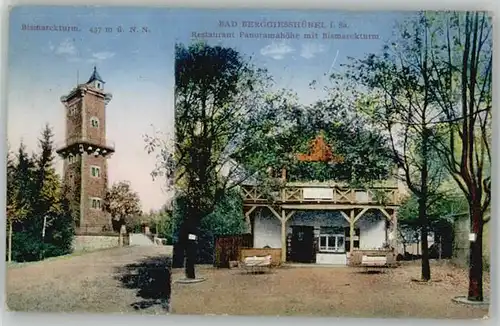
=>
[303,188,334,200]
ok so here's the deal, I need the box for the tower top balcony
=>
[56,136,115,158]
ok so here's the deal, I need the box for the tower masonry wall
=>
[81,152,111,233]
[62,156,82,227]
[84,90,106,144]
[66,98,83,141]
[59,70,113,235]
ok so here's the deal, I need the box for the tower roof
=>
[87,66,105,84]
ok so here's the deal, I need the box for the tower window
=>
[68,155,76,164]
[91,117,99,128]
[91,166,101,178]
[69,106,77,116]
[90,197,102,210]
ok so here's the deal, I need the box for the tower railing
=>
[55,136,115,153]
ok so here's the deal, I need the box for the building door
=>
[290,226,315,263]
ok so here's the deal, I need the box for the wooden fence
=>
[214,234,253,268]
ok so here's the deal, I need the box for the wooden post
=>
[281,209,287,263]
[281,168,287,182]
[392,209,398,249]
[245,206,256,234]
[42,215,47,239]
[349,210,355,253]
[119,224,126,247]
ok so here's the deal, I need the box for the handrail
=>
[55,136,115,151]
[241,184,400,205]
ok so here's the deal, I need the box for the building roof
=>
[87,66,105,84]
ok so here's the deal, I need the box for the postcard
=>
[5,6,491,319]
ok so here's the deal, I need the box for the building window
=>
[91,166,101,178]
[319,227,345,253]
[68,155,76,164]
[90,117,99,128]
[90,197,102,210]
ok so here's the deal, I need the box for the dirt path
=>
[6,246,172,314]
[7,251,490,319]
[171,261,490,319]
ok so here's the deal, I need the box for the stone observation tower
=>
[57,66,114,233]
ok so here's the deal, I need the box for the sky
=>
[170,9,413,104]
[8,6,175,212]
[7,6,413,211]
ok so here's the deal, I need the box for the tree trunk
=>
[185,236,197,279]
[8,219,12,263]
[183,217,198,279]
[468,203,484,301]
[419,207,431,281]
[438,233,442,260]
[419,126,431,281]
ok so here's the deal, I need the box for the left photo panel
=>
[6,6,175,313]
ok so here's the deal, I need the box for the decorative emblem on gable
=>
[296,133,344,163]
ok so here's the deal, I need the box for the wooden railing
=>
[242,184,400,206]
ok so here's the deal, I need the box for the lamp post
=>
[41,215,48,260]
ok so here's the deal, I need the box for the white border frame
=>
[1,1,498,326]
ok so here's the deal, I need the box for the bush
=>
[8,212,75,262]
[172,189,247,265]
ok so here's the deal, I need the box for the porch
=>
[242,183,400,265]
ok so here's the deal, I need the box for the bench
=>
[241,255,272,273]
[153,236,167,246]
[361,255,388,271]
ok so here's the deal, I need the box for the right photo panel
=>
[169,9,492,319]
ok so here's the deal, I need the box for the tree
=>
[425,11,492,302]
[398,188,468,258]
[145,42,280,279]
[6,126,76,262]
[171,189,247,266]
[32,124,64,259]
[104,181,142,232]
[7,142,38,262]
[334,12,449,281]
[153,208,173,242]
[130,206,174,243]
[234,98,394,186]
[6,145,30,262]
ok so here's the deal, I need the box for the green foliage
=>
[131,206,174,244]
[172,189,246,263]
[147,41,280,241]
[234,98,395,186]
[104,181,142,232]
[154,211,173,242]
[6,124,75,262]
[172,189,246,240]
[398,190,468,234]
[201,189,246,236]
